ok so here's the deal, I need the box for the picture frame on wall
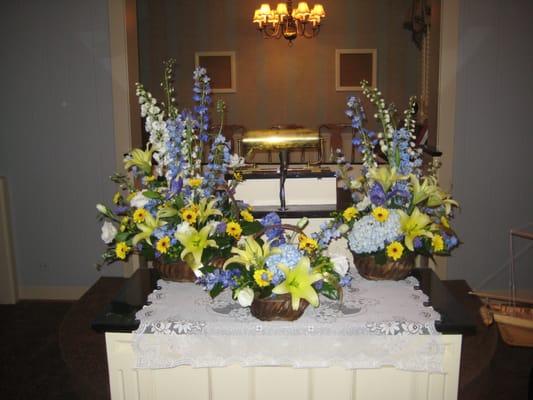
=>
[194,51,236,93]
[335,49,377,91]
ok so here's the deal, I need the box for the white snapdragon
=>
[356,196,371,211]
[130,191,150,209]
[228,153,245,169]
[101,221,118,244]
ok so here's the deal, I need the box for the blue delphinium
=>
[311,221,342,247]
[260,212,285,245]
[369,183,387,206]
[192,67,211,143]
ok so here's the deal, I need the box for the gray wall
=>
[0,0,122,288]
[448,0,533,290]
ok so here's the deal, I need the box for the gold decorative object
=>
[252,1,325,44]
[242,129,320,151]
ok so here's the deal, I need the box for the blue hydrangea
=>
[347,211,401,254]
[266,244,302,269]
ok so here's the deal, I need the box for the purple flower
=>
[413,237,423,249]
[260,212,285,244]
[369,183,386,206]
[113,205,129,215]
[340,275,353,287]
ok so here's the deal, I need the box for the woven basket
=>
[250,294,309,321]
[352,253,415,281]
[153,259,196,282]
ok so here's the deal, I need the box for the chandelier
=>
[253,1,326,43]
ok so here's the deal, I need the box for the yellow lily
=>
[272,256,323,310]
[196,197,223,224]
[132,212,165,246]
[157,205,179,219]
[369,166,406,192]
[174,224,218,270]
[410,175,437,206]
[223,236,280,271]
[397,207,433,251]
[124,145,154,175]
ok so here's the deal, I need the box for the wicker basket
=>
[352,253,415,281]
[153,259,196,282]
[250,294,309,321]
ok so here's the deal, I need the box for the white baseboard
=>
[18,285,89,300]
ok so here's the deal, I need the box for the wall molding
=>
[19,285,89,301]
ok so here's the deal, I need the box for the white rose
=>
[130,191,150,209]
[331,255,350,276]
[101,221,118,244]
[236,287,254,307]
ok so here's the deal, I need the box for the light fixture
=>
[253,1,326,44]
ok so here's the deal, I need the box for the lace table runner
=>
[133,265,444,372]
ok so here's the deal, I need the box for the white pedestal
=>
[105,332,462,400]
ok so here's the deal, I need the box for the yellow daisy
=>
[240,209,254,222]
[298,235,318,253]
[233,172,243,182]
[342,206,358,222]
[226,221,242,239]
[253,269,273,287]
[180,207,198,224]
[133,208,147,224]
[432,234,445,252]
[372,207,389,222]
[386,241,404,261]
[156,236,171,254]
[188,177,203,187]
[115,242,131,260]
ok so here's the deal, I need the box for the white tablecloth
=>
[133,266,444,372]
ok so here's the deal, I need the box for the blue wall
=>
[0,0,122,287]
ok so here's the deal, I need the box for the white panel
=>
[254,367,310,400]
[210,366,252,400]
[354,368,418,400]
[122,370,141,400]
[152,367,209,400]
[235,177,336,206]
[310,367,353,400]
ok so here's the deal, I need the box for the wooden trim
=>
[335,49,377,91]
[107,0,143,277]
[0,177,18,304]
[195,51,237,93]
[431,0,460,280]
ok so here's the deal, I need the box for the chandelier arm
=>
[263,23,282,39]
[301,23,320,39]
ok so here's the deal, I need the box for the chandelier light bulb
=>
[252,1,325,43]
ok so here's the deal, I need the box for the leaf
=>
[320,281,340,300]
[374,251,387,265]
[209,283,224,298]
[241,220,263,236]
[143,190,162,200]
[115,232,130,242]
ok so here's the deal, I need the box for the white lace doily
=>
[133,265,444,372]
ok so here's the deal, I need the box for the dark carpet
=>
[0,278,532,400]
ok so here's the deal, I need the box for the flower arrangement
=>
[332,82,460,279]
[197,213,352,319]
[96,60,255,278]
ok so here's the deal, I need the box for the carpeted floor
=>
[0,296,532,400]
[0,301,79,400]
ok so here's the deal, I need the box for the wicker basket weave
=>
[153,259,196,282]
[352,253,415,281]
[250,294,309,321]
